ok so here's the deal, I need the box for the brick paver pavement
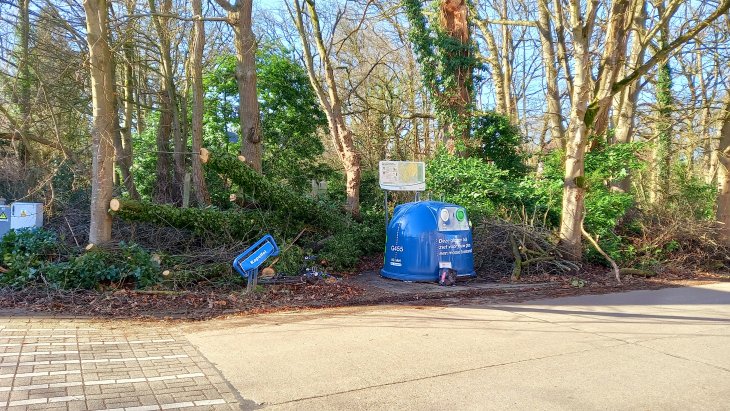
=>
[0,318,242,410]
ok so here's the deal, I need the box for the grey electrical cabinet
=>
[10,202,44,230]
[0,205,10,239]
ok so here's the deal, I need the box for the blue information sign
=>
[232,234,280,279]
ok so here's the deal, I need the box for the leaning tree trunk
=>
[190,0,210,205]
[293,0,361,218]
[83,0,116,244]
[589,0,631,147]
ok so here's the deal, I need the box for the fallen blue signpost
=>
[233,234,280,292]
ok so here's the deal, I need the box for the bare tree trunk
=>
[191,0,210,205]
[498,0,516,120]
[292,0,361,218]
[537,0,564,146]
[121,40,140,201]
[715,94,730,243]
[613,1,647,145]
[424,92,431,157]
[216,0,263,173]
[110,31,139,200]
[559,0,599,260]
[16,0,31,166]
[611,1,647,192]
[699,52,717,184]
[235,0,263,172]
[473,15,507,115]
[154,93,175,203]
[83,0,116,244]
[590,0,631,143]
[552,0,573,102]
[149,0,185,200]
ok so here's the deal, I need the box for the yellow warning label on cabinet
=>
[20,210,27,217]
[0,212,6,221]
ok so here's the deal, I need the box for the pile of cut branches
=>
[472,219,579,281]
[620,209,730,271]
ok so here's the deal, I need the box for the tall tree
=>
[715,91,730,243]
[558,0,730,258]
[215,0,263,173]
[83,0,116,243]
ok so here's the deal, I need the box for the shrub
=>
[0,228,161,290]
[469,112,527,175]
[0,228,61,288]
[427,149,511,217]
[319,210,385,271]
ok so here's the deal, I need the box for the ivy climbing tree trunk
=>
[404,0,474,152]
[291,0,361,218]
[652,1,674,203]
[439,0,473,146]
[83,0,116,244]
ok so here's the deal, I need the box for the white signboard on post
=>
[379,161,426,191]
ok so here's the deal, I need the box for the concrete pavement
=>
[182,282,730,410]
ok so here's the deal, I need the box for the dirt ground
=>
[1,257,728,321]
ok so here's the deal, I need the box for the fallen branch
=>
[509,234,523,281]
[581,219,621,284]
[109,198,270,242]
[619,268,657,277]
[200,148,345,231]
